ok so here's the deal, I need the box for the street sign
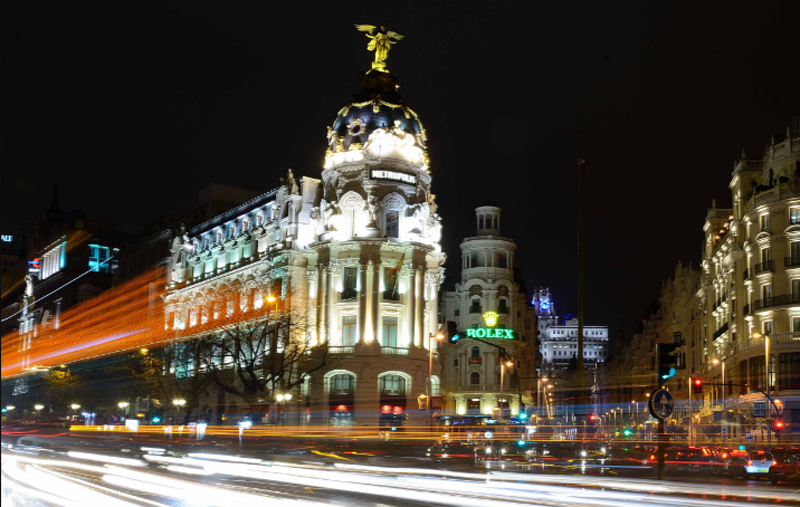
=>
[648,389,674,421]
[721,426,728,436]
[753,401,766,418]
[745,431,753,443]
[108,413,122,424]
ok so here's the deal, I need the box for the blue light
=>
[739,445,746,451]
[518,440,525,446]
[152,416,161,423]
[391,427,397,431]
[540,301,550,310]
[519,413,528,419]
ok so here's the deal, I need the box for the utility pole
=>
[577,159,585,405]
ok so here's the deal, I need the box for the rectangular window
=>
[792,243,800,265]
[760,213,770,231]
[342,267,357,300]
[383,267,400,300]
[779,352,800,389]
[88,244,111,273]
[381,317,398,347]
[792,208,800,225]
[793,317,800,333]
[342,316,357,345]
[763,320,773,336]
[385,211,399,238]
[761,247,771,263]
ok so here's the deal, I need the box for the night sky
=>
[2,2,799,344]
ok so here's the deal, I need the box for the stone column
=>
[370,260,380,343]
[326,267,337,343]
[427,270,439,336]
[406,267,416,347]
[416,267,425,349]
[358,262,368,344]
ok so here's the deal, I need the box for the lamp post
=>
[752,332,772,394]
[712,358,725,412]
[34,404,44,415]
[427,331,444,425]
[267,294,279,360]
[538,377,549,419]
[173,399,186,423]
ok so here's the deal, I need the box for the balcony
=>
[381,346,409,356]
[329,346,355,354]
[753,293,800,311]
[754,260,774,275]
[340,289,357,301]
[382,290,401,301]
[786,257,800,269]
[712,322,729,341]
[468,357,482,364]
[469,305,482,314]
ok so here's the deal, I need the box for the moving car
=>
[743,451,775,480]
[769,449,800,484]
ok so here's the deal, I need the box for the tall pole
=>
[428,333,433,425]
[577,159,585,407]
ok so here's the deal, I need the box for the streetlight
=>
[712,358,726,412]
[752,332,771,394]
[140,348,149,355]
[71,404,81,411]
[427,331,445,425]
[34,404,44,415]
[172,399,186,423]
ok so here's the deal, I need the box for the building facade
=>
[163,63,447,426]
[610,117,800,442]
[440,206,537,418]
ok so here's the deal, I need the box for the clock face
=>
[540,301,550,310]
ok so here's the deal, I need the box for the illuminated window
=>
[242,218,249,231]
[342,267,358,300]
[385,211,399,238]
[763,320,773,336]
[792,208,800,225]
[429,376,440,396]
[381,375,405,394]
[216,230,223,243]
[383,267,400,300]
[257,213,264,226]
[793,317,800,333]
[381,317,398,347]
[760,214,770,231]
[89,244,111,273]
[763,284,773,303]
[230,225,236,238]
[331,374,354,394]
[341,316,357,345]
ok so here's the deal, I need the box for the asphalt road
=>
[3,443,798,507]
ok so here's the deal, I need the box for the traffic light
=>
[774,418,784,435]
[589,414,596,422]
[623,428,633,437]
[657,343,678,380]
[445,321,460,344]
[692,377,703,394]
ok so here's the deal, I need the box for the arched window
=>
[331,374,354,395]
[428,376,440,396]
[470,372,480,385]
[469,298,482,314]
[381,375,405,395]
[471,346,480,358]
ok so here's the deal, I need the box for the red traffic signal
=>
[692,377,703,394]
[589,414,596,421]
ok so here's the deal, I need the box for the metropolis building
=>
[164,37,446,426]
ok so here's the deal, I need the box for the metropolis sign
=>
[370,169,417,185]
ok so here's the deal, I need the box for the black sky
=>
[2,1,799,343]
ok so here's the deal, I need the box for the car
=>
[743,451,775,480]
[769,449,800,484]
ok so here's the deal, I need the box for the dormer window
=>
[230,225,236,238]
[257,213,264,227]
[216,230,223,243]
[242,218,249,231]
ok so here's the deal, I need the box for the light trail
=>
[3,447,795,507]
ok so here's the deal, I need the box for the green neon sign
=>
[466,328,515,339]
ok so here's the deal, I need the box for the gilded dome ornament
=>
[355,24,404,73]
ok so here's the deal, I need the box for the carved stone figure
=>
[281,169,300,195]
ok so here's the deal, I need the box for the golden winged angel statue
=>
[355,24,404,73]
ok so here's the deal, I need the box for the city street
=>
[2,439,797,507]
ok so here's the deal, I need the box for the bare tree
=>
[44,370,82,413]
[199,305,328,417]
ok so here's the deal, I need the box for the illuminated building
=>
[608,117,800,440]
[440,206,537,418]
[163,34,446,426]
